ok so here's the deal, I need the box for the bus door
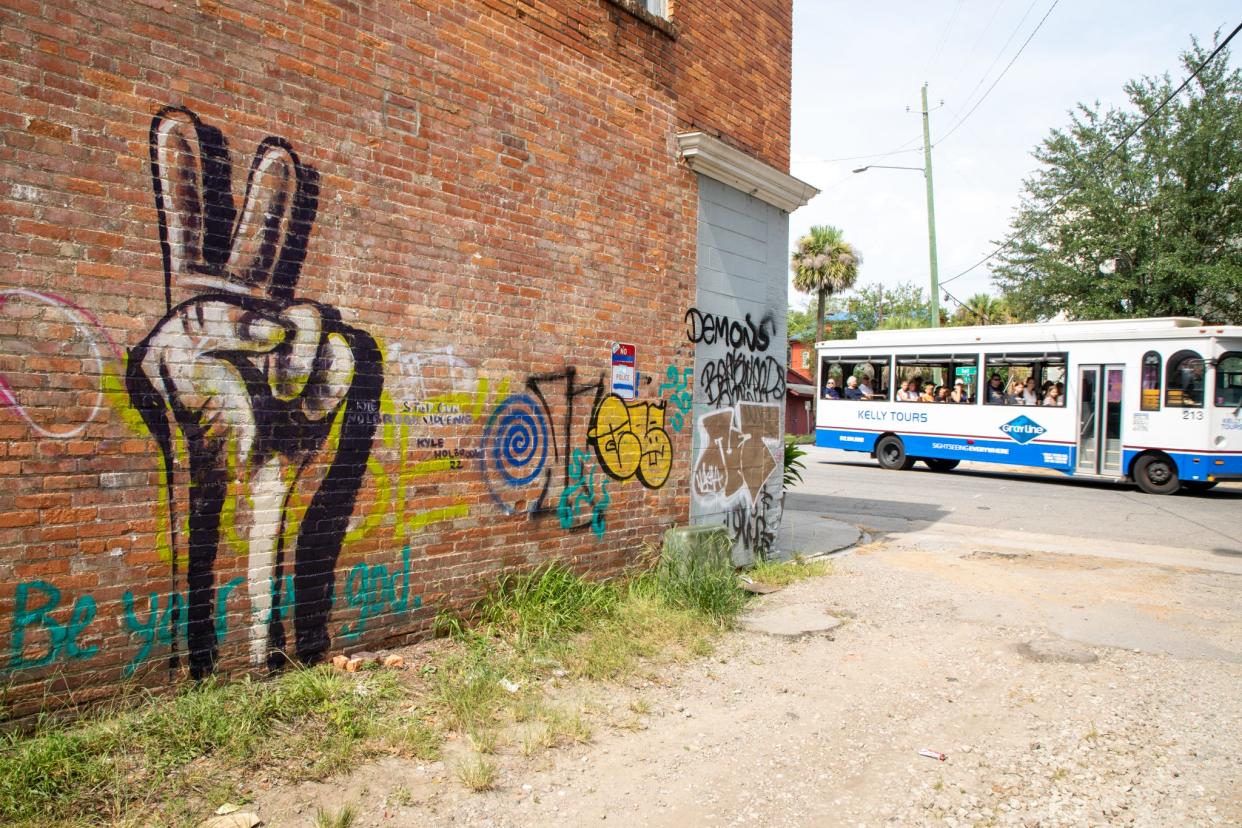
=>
[1076,364,1125,475]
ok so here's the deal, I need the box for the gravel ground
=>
[255,523,1242,827]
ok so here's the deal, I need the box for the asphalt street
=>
[788,446,1242,556]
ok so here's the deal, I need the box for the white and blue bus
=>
[814,317,1242,494]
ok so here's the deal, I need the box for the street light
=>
[853,84,941,328]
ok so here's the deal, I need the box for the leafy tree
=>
[948,292,1023,326]
[843,281,932,330]
[791,225,862,345]
[994,37,1242,323]
[786,304,817,345]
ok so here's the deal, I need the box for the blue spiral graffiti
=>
[484,394,549,487]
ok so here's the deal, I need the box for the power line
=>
[802,141,924,165]
[943,0,1041,126]
[938,18,1242,289]
[942,0,1011,98]
[935,0,1062,146]
[924,0,968,80]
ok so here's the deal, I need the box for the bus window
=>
[1165,350,1205,408]
[821,356,891,401]
[983,352,1067,406]
[1215,353,1242,408]
[1140,351,1161,411]
[893,354,978,403]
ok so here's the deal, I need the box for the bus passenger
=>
[1043,382,1062,407]
[843,376,864,400]
[935,384,951,403]
[822,378,841,399]
[897,380,915,401]
[1021,378,1039,406]
[919,384,935,403]
[951,379,970,404]
[859,376,876,399]
[986,374,1006,404]
[1008,379,1026,404]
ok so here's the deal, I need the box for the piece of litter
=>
[215,804,240,816]
[919,748,948,762]
[499,678,521,693]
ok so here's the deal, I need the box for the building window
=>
[801,349,810,369]
[645,0,669,18]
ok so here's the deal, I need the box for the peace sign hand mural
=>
[126,107,382,678]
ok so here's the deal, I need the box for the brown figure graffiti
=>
[692,402,780,503]
[126,107,382,678]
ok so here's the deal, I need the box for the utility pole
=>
[921,83,941,328]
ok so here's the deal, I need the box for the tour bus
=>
[814,317,1242,494]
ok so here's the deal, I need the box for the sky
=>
[788,0,1242,316]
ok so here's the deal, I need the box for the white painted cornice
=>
[676,132,818,213]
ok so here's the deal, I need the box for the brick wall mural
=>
[0,0,796,718]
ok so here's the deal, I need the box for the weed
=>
[467,728,501,755]
[643,543,747,627]
[314,803,357,828]
[454,755,497,792]
[389,717,441,761]
[628,697,651,715]
[388,786,414,807]
[783,437,807,489]
[749,556,833,587]
[474,561,620,647]
[519,725,555,757]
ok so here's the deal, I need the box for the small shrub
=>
[454,755,497,792]
[783,437,807,489]
[315,803,357,828]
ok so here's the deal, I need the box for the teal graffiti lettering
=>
[122,590,188,676]
[559,448,610,538]
[215,577,244,643]
[340,546,419,640]
[8,581,65,670]
[658,366,693,432]
[6,581,98,671]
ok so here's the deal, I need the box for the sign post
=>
[611,342,636,400]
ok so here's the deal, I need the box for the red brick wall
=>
[0,0,791,718]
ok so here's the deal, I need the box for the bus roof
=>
[816,317,1242,349]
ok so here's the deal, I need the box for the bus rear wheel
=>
[1134,453,1180,495]
[924,458,960,472]
[875,436,915,471]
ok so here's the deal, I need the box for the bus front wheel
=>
[924,458,960,472]
[1134,453,1180,495]
[875,436,915,471]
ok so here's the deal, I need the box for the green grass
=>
[643,545,748,626]
[0,667,398,827]
[749,555,834,587]
[472,561,621,645]
[315,803,358,828]
[1,552,758,822]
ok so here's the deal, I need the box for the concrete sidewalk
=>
[776,501,861,559]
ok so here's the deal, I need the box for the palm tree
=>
[791,226,861,346]
[951,292,1020,325]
